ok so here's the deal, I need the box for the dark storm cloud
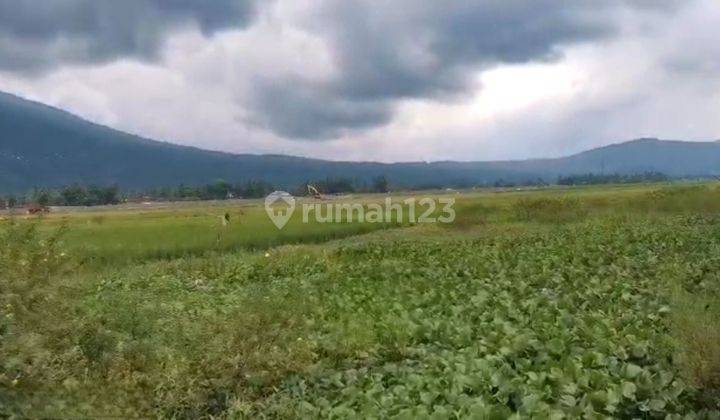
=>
[245,78,392,139]
[0,0,258,71]
[0,0,686,140]
[322,0,609,100]
[248,0,682,139]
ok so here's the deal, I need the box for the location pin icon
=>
[265,191,296,230]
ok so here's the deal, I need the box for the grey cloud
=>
[662,36,720,77]
[245,78,391,139]
[0,0,258,71]
[0,0,690,142]
[248,0,683,139]
[323,0,610,100]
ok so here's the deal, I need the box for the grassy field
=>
[1,184,720,417]
[22,198,405,266]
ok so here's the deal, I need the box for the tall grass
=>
[0,221,80,414]
[633,185,720,214]
[672,289,720,409]
[0,225,321,416]
[512,196,588,224]
[36,206,400,267]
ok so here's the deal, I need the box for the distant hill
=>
[1,91,718,193]
[504,138,720,177]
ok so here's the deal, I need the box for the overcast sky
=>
[0,0,718,162]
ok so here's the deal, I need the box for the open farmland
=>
[1,184,719,417]
[32,197,405,267]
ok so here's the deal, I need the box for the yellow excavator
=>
[307,184,324,199]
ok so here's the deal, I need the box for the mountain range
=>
[1,91,719,193]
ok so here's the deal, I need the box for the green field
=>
[45,200,404,266]
[2,184,720,417]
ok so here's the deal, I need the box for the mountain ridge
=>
[1,91,719,193]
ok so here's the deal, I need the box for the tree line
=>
[0,173,672,209]
[557,172,669,186]
[0,176,391,209]
[0,185,122,209]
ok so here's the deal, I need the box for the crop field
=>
[1,184,720,417]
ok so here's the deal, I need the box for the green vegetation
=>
[31,204,400,266]
[2,177,404,209]
[1,183,720,417]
